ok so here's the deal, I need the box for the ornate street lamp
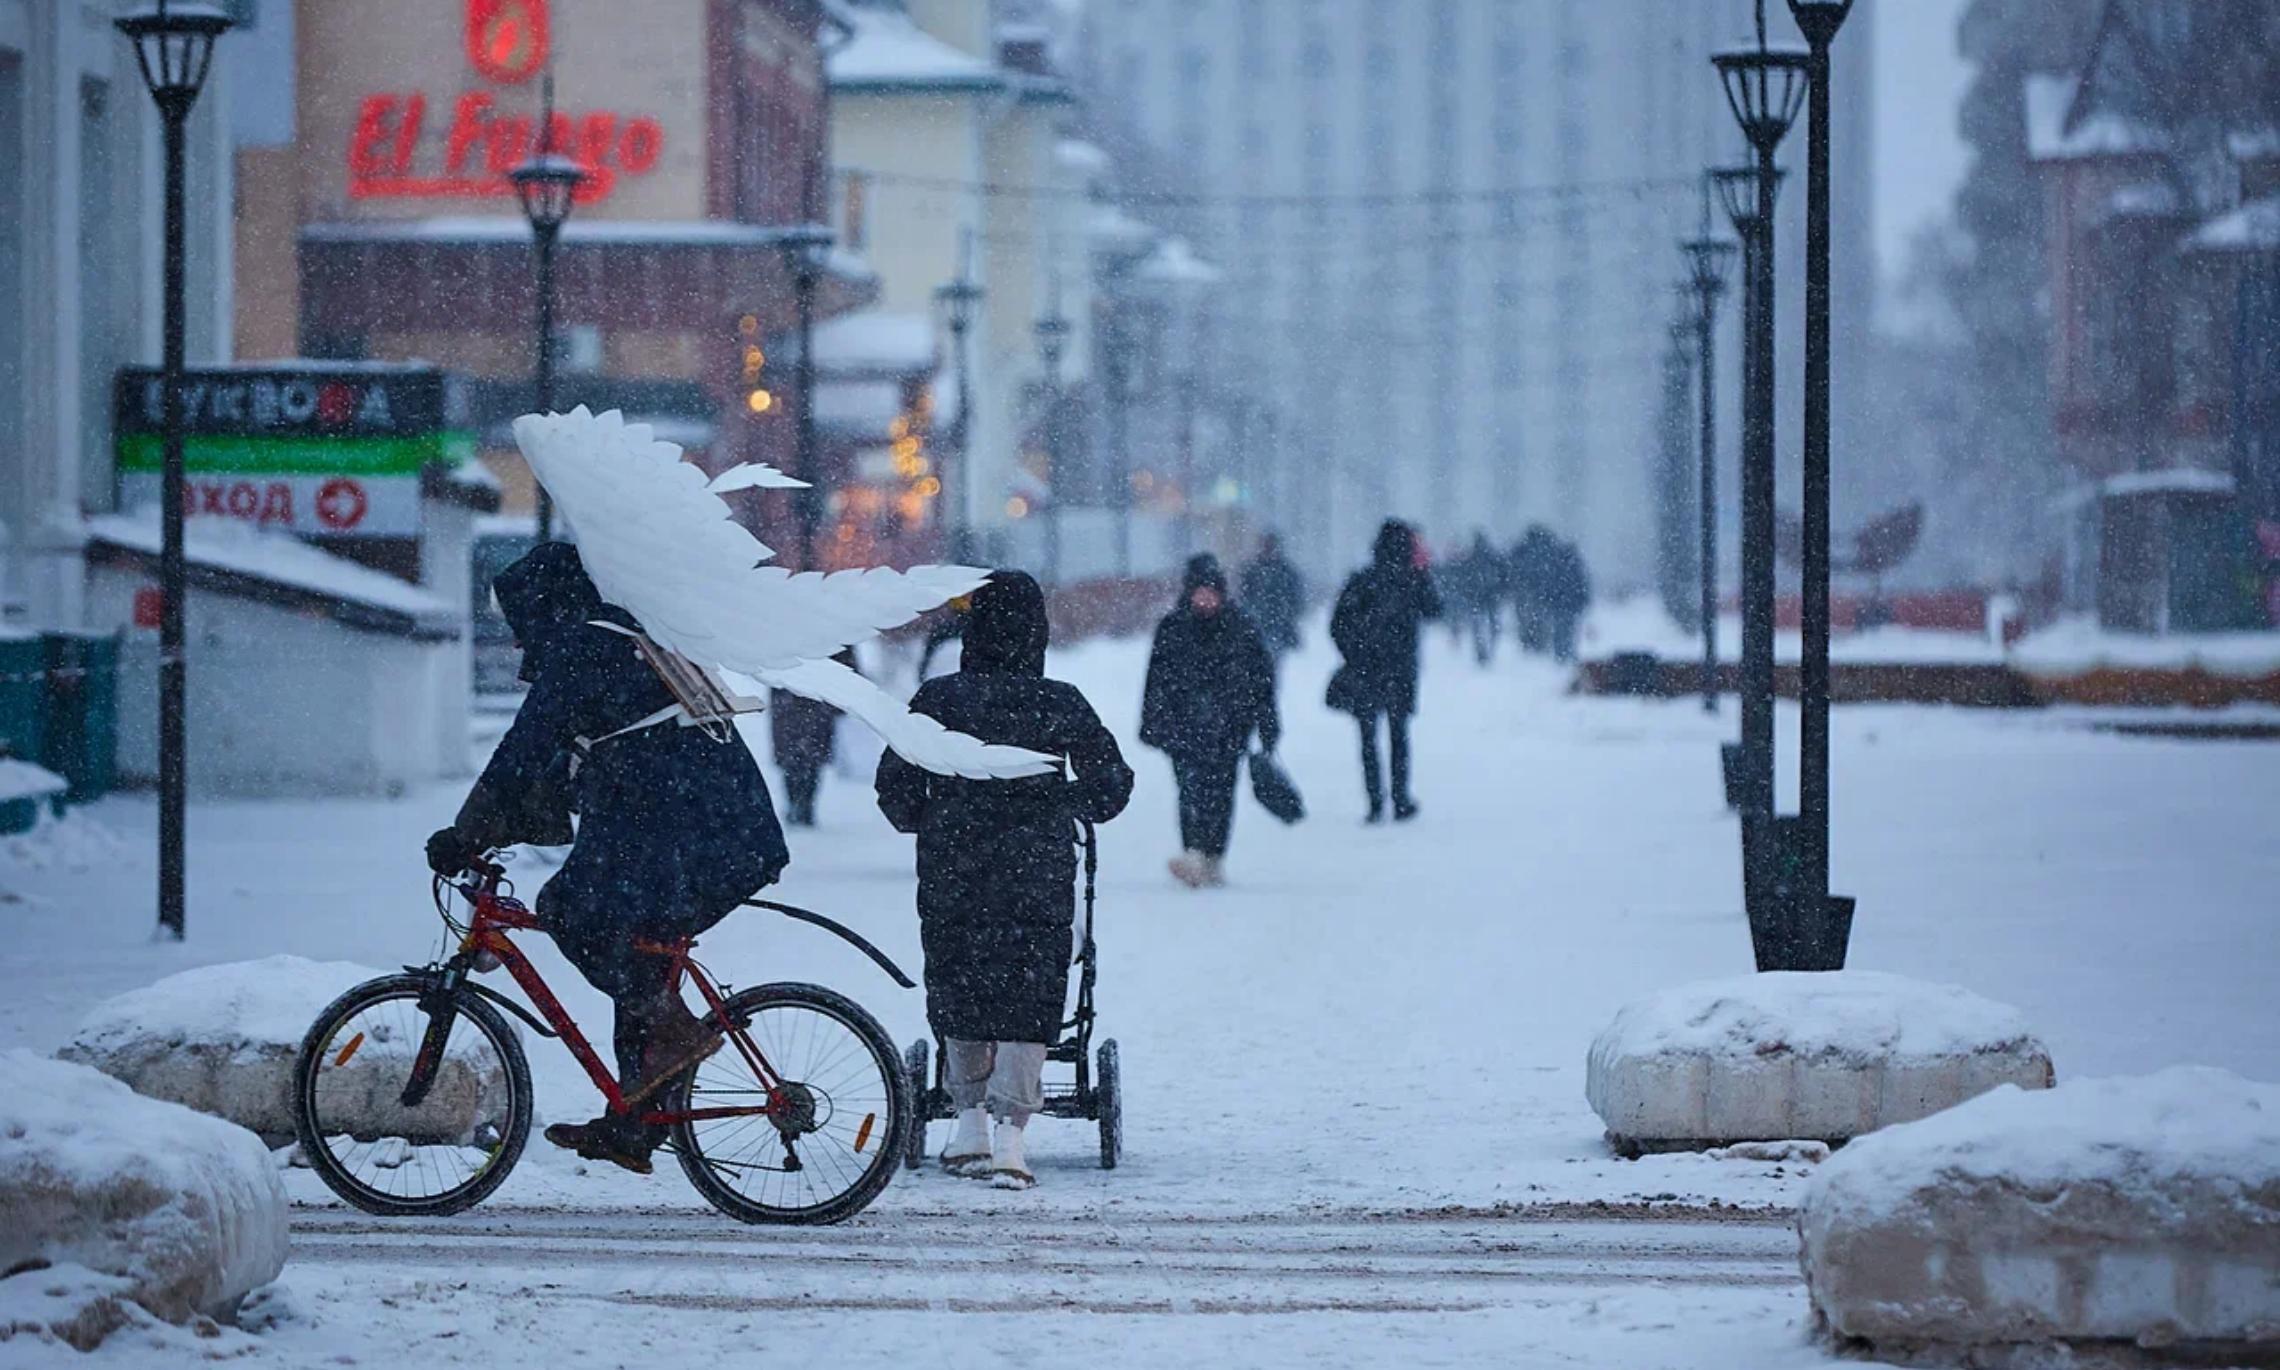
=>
[1713,13,1807,958]
[1032,303,1071,586]
[1682,230,1738,717]
[934,263,985,566]
[773,224,835,570]
[116,0,232,942]
[509,78,587,545]
[1787,0,1858,938]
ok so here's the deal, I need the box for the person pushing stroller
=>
[874,571,1133,1189]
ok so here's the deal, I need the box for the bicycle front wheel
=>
[669,982,907,1225]
[292,974,532,1217]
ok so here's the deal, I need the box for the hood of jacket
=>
[960,569,1049,676]
[1182,552,1228,597]
[1372,519,1415,572]
[491,542,617,682]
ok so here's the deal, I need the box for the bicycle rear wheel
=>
[292,974,532,1217]
[669,983,906,1225]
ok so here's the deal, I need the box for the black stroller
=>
[902,822,1122,1170]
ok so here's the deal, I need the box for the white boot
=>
[941,1106,990,1175]
[1168,851,1207,888]
[988,1118,1035,1190]
[1201,855,1226,887]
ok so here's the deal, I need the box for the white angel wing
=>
[732,660,1058,780]
[514,406,1053,779]
[514,406,980,671]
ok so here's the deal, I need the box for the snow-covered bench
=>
[1799,1067,2280,1361]
[0,1051,286,1349]
[58,955,509,1147]
[1585,971,2054,1154]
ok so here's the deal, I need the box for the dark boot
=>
[542,1115,656,1175]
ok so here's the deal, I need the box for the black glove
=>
[425,826,478,878]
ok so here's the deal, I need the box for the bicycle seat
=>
[632,935,695,957]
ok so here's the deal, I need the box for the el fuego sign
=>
[348,0,663,205]
[115,365,470,539]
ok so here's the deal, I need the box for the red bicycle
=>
[290,857,911,1225]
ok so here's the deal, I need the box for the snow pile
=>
[1799,1067,2280,1354]
[2011,616,2280,679]
[0,759,67,806]
[58,956,504,1146]
[0,1051,286,1344]
[1586,972,2054,1151]
[0,808,124,872]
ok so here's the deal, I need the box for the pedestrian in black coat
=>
[1141,554,1280,888]
[426,542,788,1172]
[1544,536,1593,663]
[769,648,855,827]
[874,570,1132,1186]
[1238,532,1306,661]
[1326,519,1443,822]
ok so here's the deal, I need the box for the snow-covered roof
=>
[2024,73,2166,163]
[809,310,939,376]
[1085,201,1157,253]
[2185,195,2280,255]
[2096,181,2182,224]
[828,5,1004,92]
[84,513,457,638]
[2101,467,2235,499]
[0,759,68,805]
[814,379,909,436]
[1136,236,1224,287]
[1056,139,1109,178]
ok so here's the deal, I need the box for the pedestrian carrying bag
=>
[1248,749,1305,824]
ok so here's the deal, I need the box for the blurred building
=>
[825,0,1084,564]
[255,0,865,556]
[1078,0,1876,586]
[0,0,237,627]
[2026,0,2280,631]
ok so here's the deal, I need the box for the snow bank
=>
[1799,1067,2280,1356]
[2012,616,2280,680]
[1586,972,2054,1152]
[58,956,505,1146]
[0,1051,286,1341]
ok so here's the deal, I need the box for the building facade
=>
[0,0,237,627]
[1078,0,1876,586]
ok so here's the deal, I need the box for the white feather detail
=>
[708,463,808,494]
[513,406,1054,780]
[731,660,1058,781]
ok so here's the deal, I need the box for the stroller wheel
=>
[901,1040,930,1172]
[1095,1038,1122,1170]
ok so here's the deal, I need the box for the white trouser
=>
[944,1039,1048,1126]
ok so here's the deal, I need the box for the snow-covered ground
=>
[3,627,2274,1366]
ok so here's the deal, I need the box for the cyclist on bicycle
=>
[426,541,789,1175]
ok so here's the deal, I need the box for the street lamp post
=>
[776,224,835,571]
[117,0,232,942]
[1682,231,1738,715]
[509,81,587,545]
[1713,22,1807,954]
[1033,306,1071,586]
[935,269,985,566]
[1787,0,1857,919]
[1098,303,1136,577]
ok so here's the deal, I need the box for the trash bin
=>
[0,630,43,768]
[40,631,120,803]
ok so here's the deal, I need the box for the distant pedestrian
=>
[1238,532,1306,665]
[1451,532,1508,665]
[769,648,855,827]
[1544,537,1592,663]
[875,571,1133,1191]
[1509,525,1558,655]
[1141,554,1280,888]
[1326,520,1442,823]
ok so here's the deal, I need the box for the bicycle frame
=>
[442,876,786,1131]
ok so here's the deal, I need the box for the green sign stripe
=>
[115,433,448,477]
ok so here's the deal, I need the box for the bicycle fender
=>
[461,981,561,1039]
[743,900,918,990]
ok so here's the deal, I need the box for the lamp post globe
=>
[508,88,588,543]
[116,0,232,942]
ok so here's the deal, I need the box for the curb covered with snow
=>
[58,955,505,1145]
[0,1051,287,1346]
[1799,1067,2280,1360]
[1585,972,2054,1154]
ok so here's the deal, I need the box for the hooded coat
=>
[1141,555,1280,762]
[1238,543,1306,654]
[874,571,1134,1043]
[457,543,788,943]
[1326,521,1445,717]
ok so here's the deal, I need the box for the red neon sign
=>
[346,0,665,206]
[467,0,548,85]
